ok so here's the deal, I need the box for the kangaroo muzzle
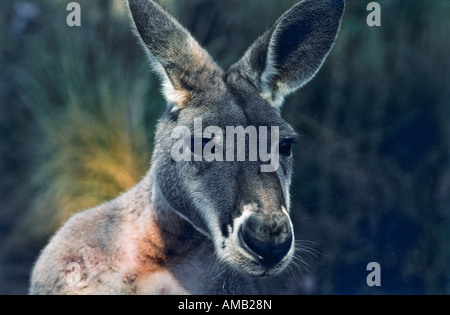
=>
[238,213,293,269]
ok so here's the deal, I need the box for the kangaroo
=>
[30,0,344,295]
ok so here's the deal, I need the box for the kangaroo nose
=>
[239,215,293,269]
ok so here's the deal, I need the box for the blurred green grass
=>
[0,0,449,294]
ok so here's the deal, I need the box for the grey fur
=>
[29,0,344,295]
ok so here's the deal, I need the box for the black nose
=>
[239,216,293,269]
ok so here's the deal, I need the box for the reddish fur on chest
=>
[135,218,168,275]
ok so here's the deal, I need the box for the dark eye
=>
[191,137,214,155]
[279,139,295,157]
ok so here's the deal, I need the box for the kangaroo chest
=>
[122,269,189,295]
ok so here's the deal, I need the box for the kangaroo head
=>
[128,0,344,277]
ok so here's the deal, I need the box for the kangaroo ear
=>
[128,0,223,108]
[234,0,345,108]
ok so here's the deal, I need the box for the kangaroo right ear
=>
[128,0,223,109]
[233,0,345,108]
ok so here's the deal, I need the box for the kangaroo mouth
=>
[215,222,294,278]
[238,227,293,271]
[231,243,294,278]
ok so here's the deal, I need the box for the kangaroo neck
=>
[136,175,208,262]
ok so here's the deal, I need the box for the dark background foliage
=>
[0,0,449,294]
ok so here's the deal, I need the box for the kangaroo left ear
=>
[128,0,223,109]
[233,0,345,108]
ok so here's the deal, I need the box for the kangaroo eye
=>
[202,138,212,147]
[279,139,295,157]
[191,137,214,155]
